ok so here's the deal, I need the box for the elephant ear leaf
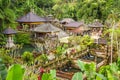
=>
[72,72,83,80]
[6,64,25,80]
[77,60,85,71]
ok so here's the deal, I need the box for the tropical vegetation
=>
[0,0,120,80]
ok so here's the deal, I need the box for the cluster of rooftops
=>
[2,11,107,48]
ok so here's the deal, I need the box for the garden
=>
[0,0,120,80]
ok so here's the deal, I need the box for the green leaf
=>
[110,63,118,73]
[96,73,107,80]
[6,64,25,80]
[72,72,83,80]
[107,70,114,80]
[42,73,52,80]
[77,60,85,71]
[50,70,56,80]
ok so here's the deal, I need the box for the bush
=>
[0,58,7,80]
[0,49,14,65]
[0,34,6,46]
[15,32,30,44]
[22,51,34,64]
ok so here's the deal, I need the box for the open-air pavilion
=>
[17,11,46,30]
[70,25,90,35]
[60,18,75,25]
[88,20,104,40]
[88,20,104,32]
[64,21,84,30]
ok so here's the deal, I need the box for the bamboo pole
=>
[110,20,115,63]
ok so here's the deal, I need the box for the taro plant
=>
[72,72,83,80]
[98,63,120,80]
[73,59,120,80]
[6,64,25,80]
[72,60,106,80]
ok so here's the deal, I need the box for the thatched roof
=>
[3,27,17,35]
[57,30,69,38]
[64,21,84,28]
[60,18,75,24]
[32,23,61,33]
[43,17,59,22]
[88,21,103,28]
[17,12,46,23]
[70,25,89,33]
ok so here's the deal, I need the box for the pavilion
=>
[17,11,46,30]
[31,23,61,39]
[88,20,104,40]
[88,20,104,32]
[3,27,17,48]
[60,18,75,24]
[70,25,90,35]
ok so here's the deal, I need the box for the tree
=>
[0,0,16,31]
[52,0,77,19]
[76,0,110,22]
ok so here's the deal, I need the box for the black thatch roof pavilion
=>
[60,18,75,24]
[88,21,103,28]
[64,21,84,30]
[3,27,17,35]
[70,25,89,33]
[3,27,17,48]
[17,11,46,24]
[32,23,61,33]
